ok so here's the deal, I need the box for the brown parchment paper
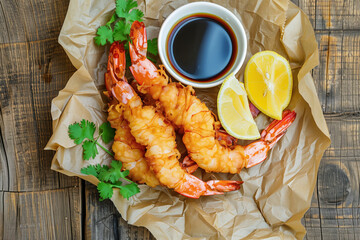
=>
[45,0,331,239]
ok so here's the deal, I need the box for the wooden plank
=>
[0,118,9,191]
[0,39,77,191]
[312,31,360,113]
[0,191,3,239]
[304,227,322,240]
[2,187,81,240]
[299,0,360,30]
[300,2,360,238]
[303,115,360,239]
[85,182,155,240]
[0,0,70,44]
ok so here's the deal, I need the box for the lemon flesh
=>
[244,51,292,120]
[217,73,260,140]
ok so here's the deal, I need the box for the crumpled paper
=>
[45,0,331,239]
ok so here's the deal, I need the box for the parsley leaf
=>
[99,122,116,144]
[83,140,98,160]
[72,120,140,200]
[68,120,96,144]
[106,13,117,26]
[116,0,137,14]
[93,0,154,66]
[113,21,131,42]
[115,0,143,23]
[68,120,115,160]
[94,25,114,46]
[95,0,143,46]
[81,164,101,178]
[146,38,158,64]
[120,182,140,199]
[98,161,129,182]
[81,161,140,201]
[147,38,158,56]
[123,42,131,68]
[98,182,114,201]
[126,9,144,23]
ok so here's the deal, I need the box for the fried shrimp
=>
[105,41,242,198]
[107,104,160,187]
[129,21,297,174]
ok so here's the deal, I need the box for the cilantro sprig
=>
[68,119,140,200]
[68,120,115,160]
[81,161,140,200]
[94,0,144,45]
[94,0,158,64]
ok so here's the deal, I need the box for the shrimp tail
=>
[206,180,244,193]
[180,156,199,174]
[129,21,160,85]
[105,42,127,91]
[175,174,242,199]
[104,41,136,105]
[245,110,297,168]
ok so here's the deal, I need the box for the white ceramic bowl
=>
[158,2,247,88]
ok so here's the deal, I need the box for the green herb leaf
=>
[98,161,129,183]
[83,140,99,160]
[113,21,131,42]
[97,182,114,201]
[99,122,116,144]
[116,0,139,20]
[110,159,124,171]
[80,164,101,178]
[68,120,96,144]
[126,9,144,23]
[94,25,114,46]
[119,182,140,199]
[116,0,138,14]
[146,38,158,64]
[106,13,117,26]
[124,42,131,68]
[147,38,158,56]
[94,0,145,50]
[81,161,140,201]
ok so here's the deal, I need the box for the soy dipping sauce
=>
[167,14,237,82]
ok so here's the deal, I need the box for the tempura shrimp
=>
[129,21,296,174]
[107,104,160,187]
[105,41,242,198]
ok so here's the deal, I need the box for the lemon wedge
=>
[244,51,292,120]
[217,73,260,140]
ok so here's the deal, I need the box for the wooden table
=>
[0,0,359,239]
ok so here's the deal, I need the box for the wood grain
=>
[2,188,81,240]
[0,1,77,192]
[313,31,360,113]
[304,115,360,239]
[0,40,78,191]
[0,0,82,239]
[298,0,360,30]
[0,0,71,44]
[85,183,155,240]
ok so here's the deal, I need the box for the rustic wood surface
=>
[0,0,359,239]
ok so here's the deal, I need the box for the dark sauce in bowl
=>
[167,14,237,82]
